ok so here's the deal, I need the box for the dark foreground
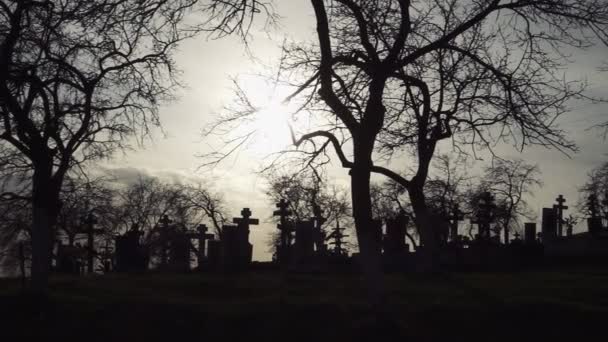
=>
[2,269,608,341]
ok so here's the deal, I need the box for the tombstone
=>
[98,240,113,273]
[207,239,223,270]
[311,203,328,255]
[18,242,26,291]
[158,215,173,266]
[115,224,148,272]
[327,220,349,257]
[447,204,465,243]
[294,220,315,264]
[384,214,408,255]
[76,212,104,274]
[168,232,192,272]
[588,217,603,236]
[56,243,81,275]
[553,194,568,237]
[524,223,537,244]
[587,194,604,236]
[511,232,522,243]
[192,224,214,268]
[273,199,293,265]
[232,208,259,266]
[472,192,495,241]
[541,207,557,242]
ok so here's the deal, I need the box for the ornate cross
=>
[553,194,568,236]
[233,208,259,230]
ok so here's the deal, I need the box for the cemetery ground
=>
[1,269,608,341]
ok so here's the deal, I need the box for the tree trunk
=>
[30,167,60,296]
[408,185,441,272]
[351,160,385,308]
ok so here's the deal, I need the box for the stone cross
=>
[553,194,568,237]
[193,224,214,265]
[312,203,327,228]
[78,212,104,274]
[233,208,259,231]
[99,240,113,273]
[473,192,495,240]
[273,199,293,264]
[327,220,348,256]
[446,204,465,242]
[588,194,599,219]
[158,215,173,265]
[603,192,608,210]
[18,241,25,290]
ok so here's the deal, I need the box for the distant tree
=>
[579,161,608,222]
[0,0,270,294]
[472,159,541,243]
[180,183,229,236]
[265,170,353,255]
[424,155,471,219]
[370,181,419,249]
[56,176,116,247]
[201,0,608,304]
[280,3,608,306]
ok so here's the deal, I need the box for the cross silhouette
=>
[233,208,259,228]
[588,194,599,218]
[78,212,104,274]
[159,215,173,227]
[447,204,464,241]
[553,194,568,236]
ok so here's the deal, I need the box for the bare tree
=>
[0,0,271,294]
[480,158,541,243]
[200,0,608,306]
[579,160,608,223]
[180,183,229,236]
[281,0,608,301]
[265,170,354,255]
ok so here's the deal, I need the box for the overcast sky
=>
[102,2,608,261]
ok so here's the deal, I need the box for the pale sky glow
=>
[100,2,608,261]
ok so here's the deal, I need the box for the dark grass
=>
[2,269,608,341]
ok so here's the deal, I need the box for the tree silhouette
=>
[479,158,541,243]
[0,0,271,295]
[276,0,608,301]
[579,160,608,223]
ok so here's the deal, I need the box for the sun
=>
[250,98,292,155]
[229,76,305,158]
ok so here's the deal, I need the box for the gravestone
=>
[232,208,259,266]
[217,208,259,271]
[524,223,537,244]
[158,215,173,266]
[294,220,315,264]
[553,194,568,237]
[384,213,408,255]
[327,220,349,257]
[168,232,191,272]
[193,224,214,268]
[56,243,82,275]
[98,240,113,273]
[311,203,328,255]
[220,225,241,270]
[447,204,465,243]
[273,199,293,265]
[472,192,495,241]
[541,207,557,242]
[587,194,603,236]
[207,239,223,270]
[115,224,148,272]
[76,212,104,274]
